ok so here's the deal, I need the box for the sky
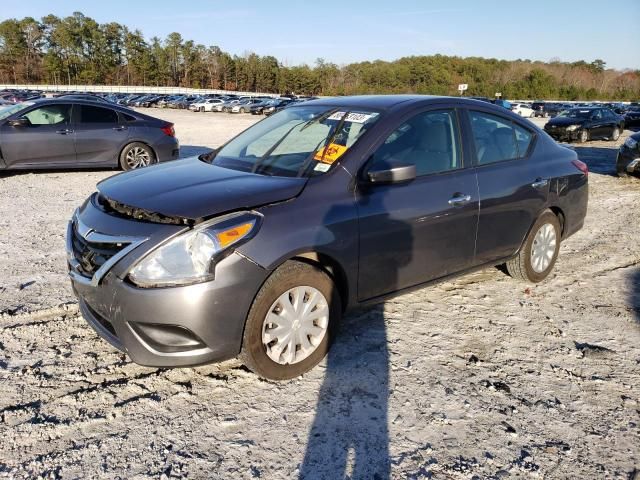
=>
[3,0,640,70]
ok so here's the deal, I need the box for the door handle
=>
[531,178,549,189]
[112,126,127,131]
[56,129,73,135]
[448,194,472,207]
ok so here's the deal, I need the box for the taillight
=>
[161,123,175,137]
[572,159,588,176]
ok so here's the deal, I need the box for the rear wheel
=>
[239,261,341,380]
[504,210,561,283]
[240,107,247,114]
[610,127,620,141]
[120,142,155,171]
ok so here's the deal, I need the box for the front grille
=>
[95,193,190,226]
[71,225,128,278]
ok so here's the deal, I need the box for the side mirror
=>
[366,160,416,184]
[7,116,29,127]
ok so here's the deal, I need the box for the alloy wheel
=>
[530,223,556,273]
[125,146,151,169]
[261,286,329,365]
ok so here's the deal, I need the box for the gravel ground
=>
[0,110,638,479]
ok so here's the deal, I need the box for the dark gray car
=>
[67,95,588,380]
[0,99,179,171]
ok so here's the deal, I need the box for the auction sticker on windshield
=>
[327,112,377,123]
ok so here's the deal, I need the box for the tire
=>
[240,107,247,114]
[577,129,589,143]
[504,210,561,283]
[610,127,620,141]
[199,107,204,112]
[239,260,341,380]
[529,112,534,118]
[119,142,156,171]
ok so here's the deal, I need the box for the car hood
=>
[546,117,586,127]
[97,157,308,221]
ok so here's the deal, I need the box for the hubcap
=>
[261,286,329,365]
[125,146,151,169]
[531,223,556,273]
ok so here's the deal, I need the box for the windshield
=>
[210,105,380,177]
[558,109,592,119]
[0,102,31,121]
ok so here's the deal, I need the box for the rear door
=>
[357,108,479,300]
[465,109,548,264]
[74,104,129,166]
[0,103,76,168]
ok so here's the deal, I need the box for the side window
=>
[513,124,533,157]
[468,111,518,164]
[592,110,603,120]
[370,109,461,177]
[81,105,118,124]
[23,104,71,126]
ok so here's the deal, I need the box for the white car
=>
[511,103,534,117]
[189,98,224,112]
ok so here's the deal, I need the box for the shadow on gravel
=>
[629,268,640,324]
[301,188,413,479]
[572,145,618,176]
[300,305,391,479]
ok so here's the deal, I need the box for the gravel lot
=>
[0,109,639,479]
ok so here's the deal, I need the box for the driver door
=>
[1,103,76,168]
[356,108,479,300]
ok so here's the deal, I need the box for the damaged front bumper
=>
[616,147,640,175]
[66,197,269,367]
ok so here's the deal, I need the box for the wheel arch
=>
[289,251,350,313]
[548,205,566,238]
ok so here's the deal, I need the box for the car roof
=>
[298,94,520,115]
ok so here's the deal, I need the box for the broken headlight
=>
[129,212,261,288]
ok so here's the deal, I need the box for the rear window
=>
[469,111,533,164]
[81,105,118,124]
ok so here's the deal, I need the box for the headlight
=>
[566,125,580,131]
[129,212,261,288]
[624,137,638,149]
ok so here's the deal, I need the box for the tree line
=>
[0,11,638,100]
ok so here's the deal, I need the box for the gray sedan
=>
[0,99,179,171]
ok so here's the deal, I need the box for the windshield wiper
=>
[296,111,350,177]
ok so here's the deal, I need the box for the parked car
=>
[248,99,277,115]
[230,98,264,113]
[0,98,179,171]
[492,99,512,109]
[263,98,296,116]
[531,102,548,117]
[189,98,225,112]
[511,103,534,117]
[544,107,624,143]
[616,131,640,177]
[624,108,640,128]
[66,95,588,380]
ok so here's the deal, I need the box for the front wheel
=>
[240,107,247,114]
[120,142,156,171]
[577,129,589,143]
[199,106,204,112]
[239,261,341,380]
[504,210,561,283]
